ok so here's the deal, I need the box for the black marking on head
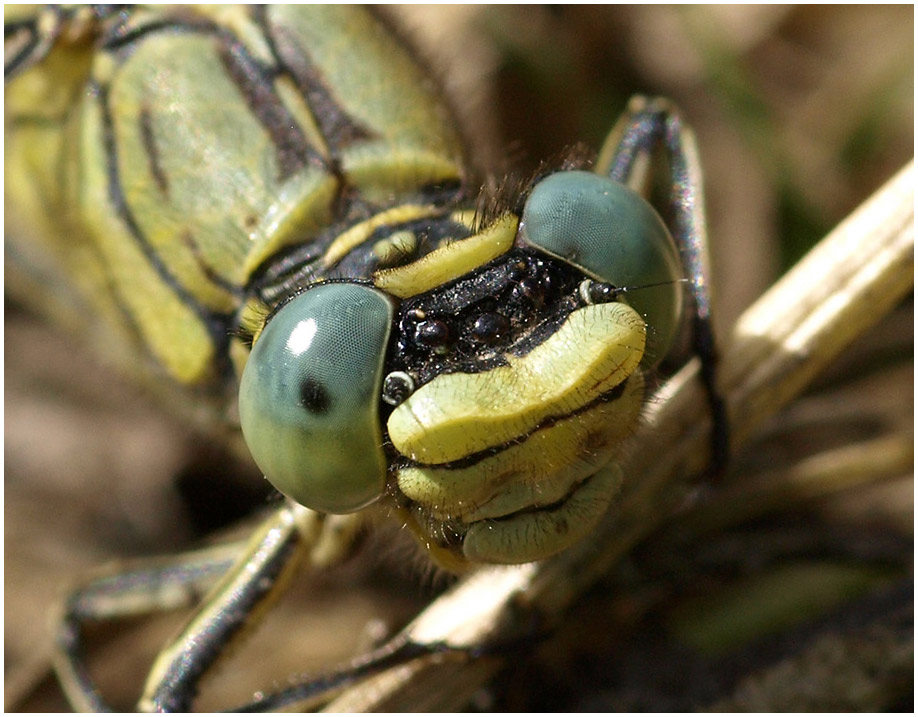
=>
[512,276,546,309]
[387,248,585,386]
[414,319,451,348]
[471,312,509,344]
[391,380,632,473]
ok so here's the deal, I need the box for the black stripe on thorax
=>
[215,29,330,183]
[97,9,331,187]
[100,16,210,54]
[253,6,378,163]
[96,80,234,379]
[4,16,44,79]
[138,103,169,194]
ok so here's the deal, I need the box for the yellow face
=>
[388,300,646,568]
[376,208,651,569]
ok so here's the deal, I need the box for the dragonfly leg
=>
[230,632,470,712]
[54,538,246,711]
[599,96,730,475]
[54,502,363,711]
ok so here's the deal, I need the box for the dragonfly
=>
[5,5,727,711]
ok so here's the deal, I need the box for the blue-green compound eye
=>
[521,171,684,363]
[238,283,393,514]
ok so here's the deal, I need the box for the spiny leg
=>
[599,96,730,475]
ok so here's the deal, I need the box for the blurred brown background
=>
[5,5,913,711]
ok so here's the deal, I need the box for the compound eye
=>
[521,170,684,363]
[238,283,393,513]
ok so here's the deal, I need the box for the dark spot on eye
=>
[471,312,509,344]
[244,214,258,230]
[300,376,330,414]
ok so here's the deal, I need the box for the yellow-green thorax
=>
[5,5,465,389]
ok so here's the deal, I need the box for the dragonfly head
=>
[239,170,683,570]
